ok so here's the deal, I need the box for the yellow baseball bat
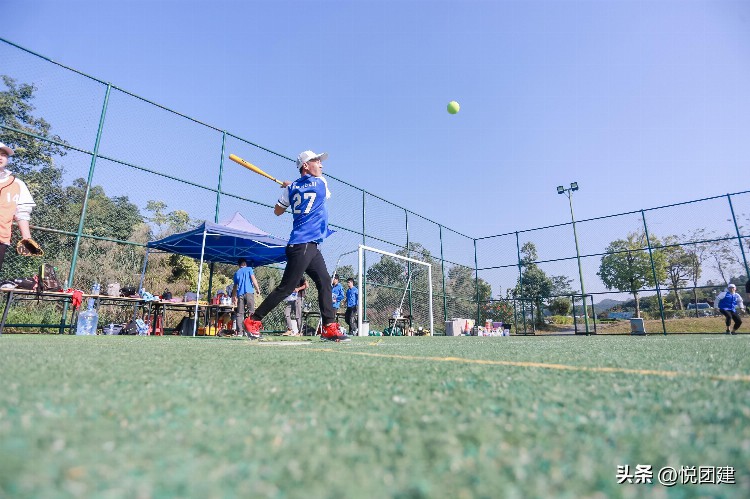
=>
[228,154,283,185]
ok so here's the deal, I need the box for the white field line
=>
[303,347,750,383]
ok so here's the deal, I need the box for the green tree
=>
[63,180,143,240]
[0,76,69,173]
[660,236,696,310]
[548,297,571,316]
[481,299,514,325]
[334,265,355,282]
[550,275,573,296]
[141,203,212,296]
[0,75,71,278]
[513,242,552,325]
[708,236,742,287]
[63,182,145,289]
[2,76,147,289]
[363,242,485,330]
[682,229,711,311]
[547,275,573,316]
[597,231,666,318]
[144,202,193,239]
[365,243,436,324]
[445,264,492,320]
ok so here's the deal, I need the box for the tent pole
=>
[136,249,151,321]
[138,248,150,293]
[207,262,215,304]
[193,229,208,337]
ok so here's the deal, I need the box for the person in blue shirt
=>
[331,274,345,312]
[345,278,359,334]
[244,150,349,342]
[714,283,745,334]
[231,258,260,337]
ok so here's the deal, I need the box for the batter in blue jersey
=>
[244,150,349,342]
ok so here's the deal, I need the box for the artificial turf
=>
[1,335,748,498]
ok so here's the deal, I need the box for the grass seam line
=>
[311,348,750,383]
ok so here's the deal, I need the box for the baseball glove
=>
[16,238,44,256]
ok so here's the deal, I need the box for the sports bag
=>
[39,263,63,292]
[11,277,36,290]
[121,320,139,335]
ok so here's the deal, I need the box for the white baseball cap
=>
[728,283,737,289]
[296,150,328,168]
[0,143,14,156]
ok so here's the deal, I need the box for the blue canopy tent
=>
[142,212,288,335]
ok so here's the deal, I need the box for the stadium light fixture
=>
[556,182,590,334]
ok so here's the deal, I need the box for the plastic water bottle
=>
[92,282,101,296]
[76,298,99,335]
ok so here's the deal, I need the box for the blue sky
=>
[4,0,750,242]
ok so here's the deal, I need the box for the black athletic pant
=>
[345,306,357,332]
[0,243,7,272]
[252,242,335,325]
[719,309,742,331]
[235,292,255,334]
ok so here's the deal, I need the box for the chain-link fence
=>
[0,38,478,334]
[2,37,748,335]
[476,195,750,335]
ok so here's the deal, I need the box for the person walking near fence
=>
[232,258,260,338]
[0,143,38,271]
[282,277,308,336]
[331,274,344,317]
[345,277,358,334]
[243,150,349,342]
[714,284,744,335]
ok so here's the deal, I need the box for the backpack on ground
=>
[121,321,139,335]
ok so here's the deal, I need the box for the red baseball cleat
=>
[321,322,350,342]
[243,317,263,338]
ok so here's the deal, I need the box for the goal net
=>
[357,245,434,335]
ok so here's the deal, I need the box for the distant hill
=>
[593,299,624,312]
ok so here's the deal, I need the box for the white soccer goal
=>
[357,245,434,335]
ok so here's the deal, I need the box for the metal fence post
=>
[58,83,111,334]
[641,210,667,335]
[207,132,228,298]
[515,232,527,334]
[589,295,597,333]
[405,209,413,320]
[215,132,226,223]
[362,191,367,323]
[439,224,448,325]
[67,83,112,289]
[727,194,750,280]
[474,238,480,327]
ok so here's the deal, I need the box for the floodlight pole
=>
[558,183,590,335]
